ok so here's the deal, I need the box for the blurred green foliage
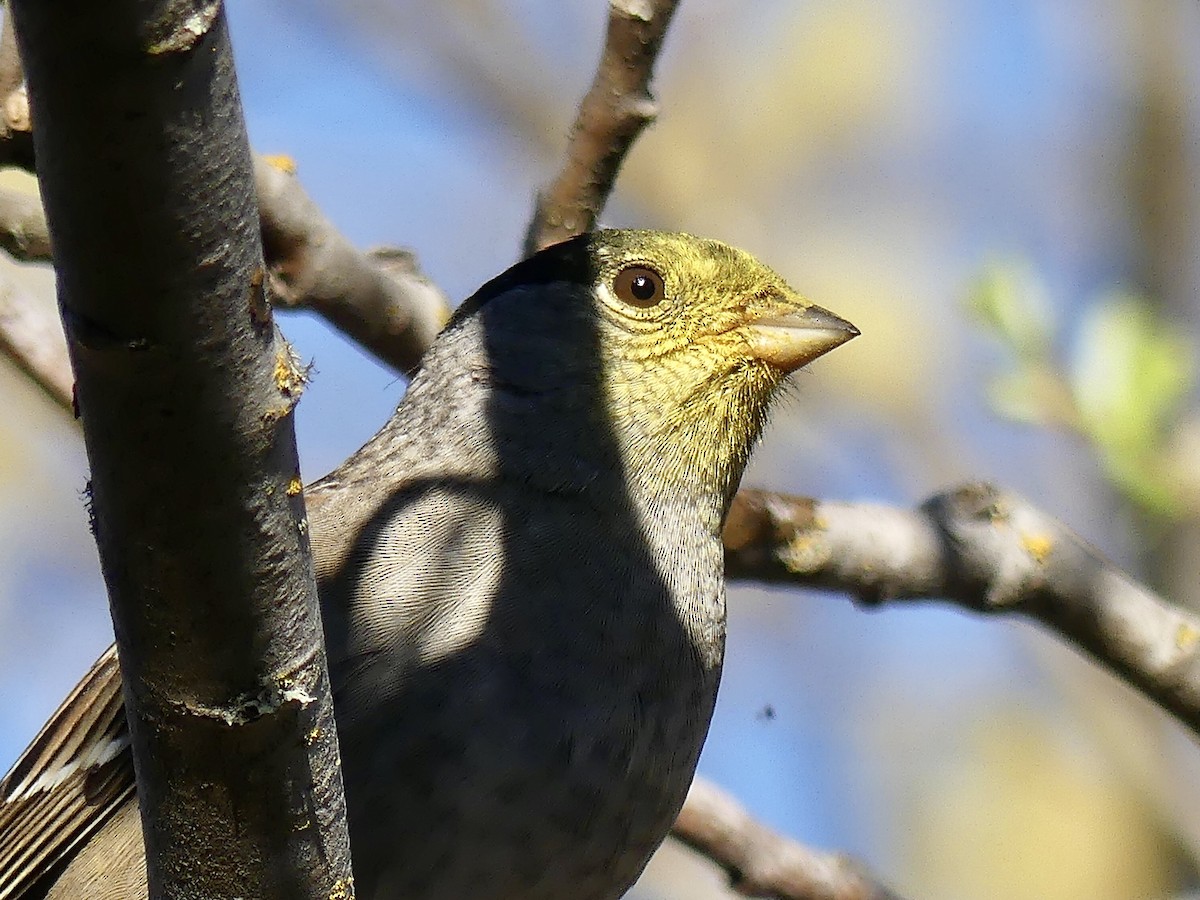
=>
[971,262,1196,518]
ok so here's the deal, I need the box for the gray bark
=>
[8,1,355,896]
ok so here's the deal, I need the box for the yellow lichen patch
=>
[304,725,322,746]
[780,532,831,573]
[1021,532,1053,564]
[287,474,303,496]
[1175,622,1200,651]
[274,343,309,397]
[261,404,293,425]
[328,877,354,900]
[262,154,298,175]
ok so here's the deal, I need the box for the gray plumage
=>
[0,230,856,899]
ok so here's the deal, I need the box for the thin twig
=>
[675,780,906,900]
[724,483,1200,739]
[522,0,680,254]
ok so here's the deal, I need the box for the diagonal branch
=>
[0,157,452,377]
[522,0,680,254]
[724,483,1200,739]
[255,155,449,376]
[675,779,906,900]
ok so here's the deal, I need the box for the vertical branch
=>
[523,0,680,254]
[9,1,353,897]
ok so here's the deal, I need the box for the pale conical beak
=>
[745,304,859,373]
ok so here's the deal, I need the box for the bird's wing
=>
[0,645,135,900]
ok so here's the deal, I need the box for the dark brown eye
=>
[613,265,666,307]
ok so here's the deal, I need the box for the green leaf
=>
[1071,294,1193,452]
[968,260,1054,358]
[1070,293,1194,517]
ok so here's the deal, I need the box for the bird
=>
[0,229,857,899]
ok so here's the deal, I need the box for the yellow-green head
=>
[442,229,857,515]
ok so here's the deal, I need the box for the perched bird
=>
[0,230,857,899]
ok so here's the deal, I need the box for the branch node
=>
[182,680,316,728]
[146,1,222,55]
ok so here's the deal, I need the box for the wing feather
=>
[0,646,135,899]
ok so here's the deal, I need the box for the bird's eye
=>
[613,265,666,307]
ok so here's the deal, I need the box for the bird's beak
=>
[745,303,859,373]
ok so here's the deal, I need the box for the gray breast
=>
[316,475,725,900]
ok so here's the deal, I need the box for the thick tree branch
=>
[10,1,353,896]
[675,780,905,900]
[725,483,1200,739]
[522,0,680,254]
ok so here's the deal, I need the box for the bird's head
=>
[437,229,857,515]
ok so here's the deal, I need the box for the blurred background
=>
[3,1,1200,897]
